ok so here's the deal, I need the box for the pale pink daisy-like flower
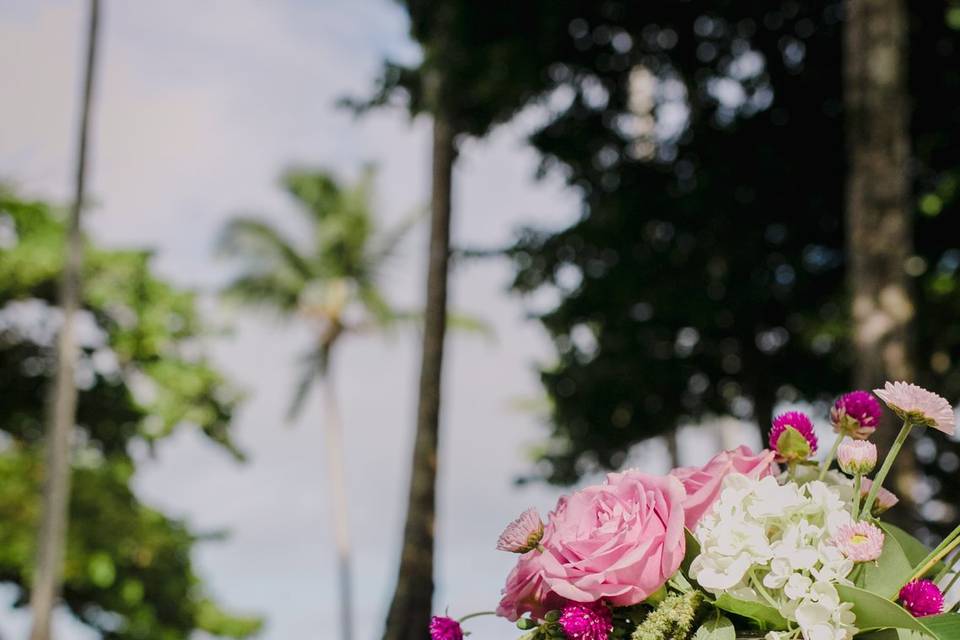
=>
[496,508,544,553]
[899,579,944,617]
[837,439,878,475]
[874,381,956,435]
[834,521,885,562]
[859,478,899,514]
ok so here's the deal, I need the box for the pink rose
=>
[496,551,562,621]
[498,471,686,619]
[670,445,777,529]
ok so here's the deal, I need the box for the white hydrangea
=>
[689,474,858,640]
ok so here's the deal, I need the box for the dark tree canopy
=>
[0,190,261,639]
[490,1,960,537]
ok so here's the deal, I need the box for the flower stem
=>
[458,611,496,623]
[819,433,844,481]
[911,525,960,583]
[852,474,862,521]
[910,530,960,583]
[941,555,960,598]
[860,419,912,519]
[750,570,781,610]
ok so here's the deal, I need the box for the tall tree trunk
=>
[383,114,456,640]
[844,0,917,527]
[665,430,681,469]
[321,368,353,640]
[29,2,101,638]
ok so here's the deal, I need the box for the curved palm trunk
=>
[844,0,916,529]
[321,369,353,640]
[383,115,456,640]
[29,2,101,638]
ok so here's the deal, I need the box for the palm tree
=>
[30,2,101,639]
[218,167,416,640]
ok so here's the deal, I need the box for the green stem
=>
[852,474,862,521]
[910,531,960,583]
[912,524,960,583]
[942,558,960,598]
[861,419,912,518]
[458,611,496,624]
[750,570,781,610]
[934,549,956,583]
[819,433,844,481]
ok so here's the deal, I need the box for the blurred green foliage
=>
[0,189,261,638]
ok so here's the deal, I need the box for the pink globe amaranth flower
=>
[558,602,614,640]
[899,579,944,617]
[497,508,544,553]
[498,471,686,618]
[834,521,885,562]
[859,478,900,514]
[429,616,463,640]
[874,381,956,435]
[769,411,818,462]
[831,390,882,439]
[837,439,878,475]
[670,445,778,529]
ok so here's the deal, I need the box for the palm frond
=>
[221,273,302,315]
[286,348,329,423]
[281,170,342,223]
[358,284,398,327]
[368,205,427,270]
[217,216,314,280]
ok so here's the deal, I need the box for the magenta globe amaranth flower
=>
[837,439,878,475]
[769,411,818,463]
[496,507,544,553]
[899,580,944,617]
[558,602,613,640]
[831,390,882,439]
[429,616,463,640]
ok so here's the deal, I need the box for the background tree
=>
[359,3,574,636]
[844,0,915,518]
[30,2,101,637]
[0,189,261,639]
[489,0,960,538]
[218,167,415,640]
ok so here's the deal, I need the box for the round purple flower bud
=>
[769,411,818,463]
[831,390,882,440]
[558,602,613,640]
[899,579,944,618]
[429,616,463,640]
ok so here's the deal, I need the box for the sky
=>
[0,2,752,639]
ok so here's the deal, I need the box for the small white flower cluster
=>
[689,474,858,640]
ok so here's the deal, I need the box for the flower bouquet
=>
[431,382,960,640]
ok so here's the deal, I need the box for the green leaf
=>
[681,528,701,579]
[776,425,812,460]
[924,614,960,640]
[859,529,915,598]
[882,523,936,567]
[835,585,931,635]
[712,594,788,631]
[692,613,736,640]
